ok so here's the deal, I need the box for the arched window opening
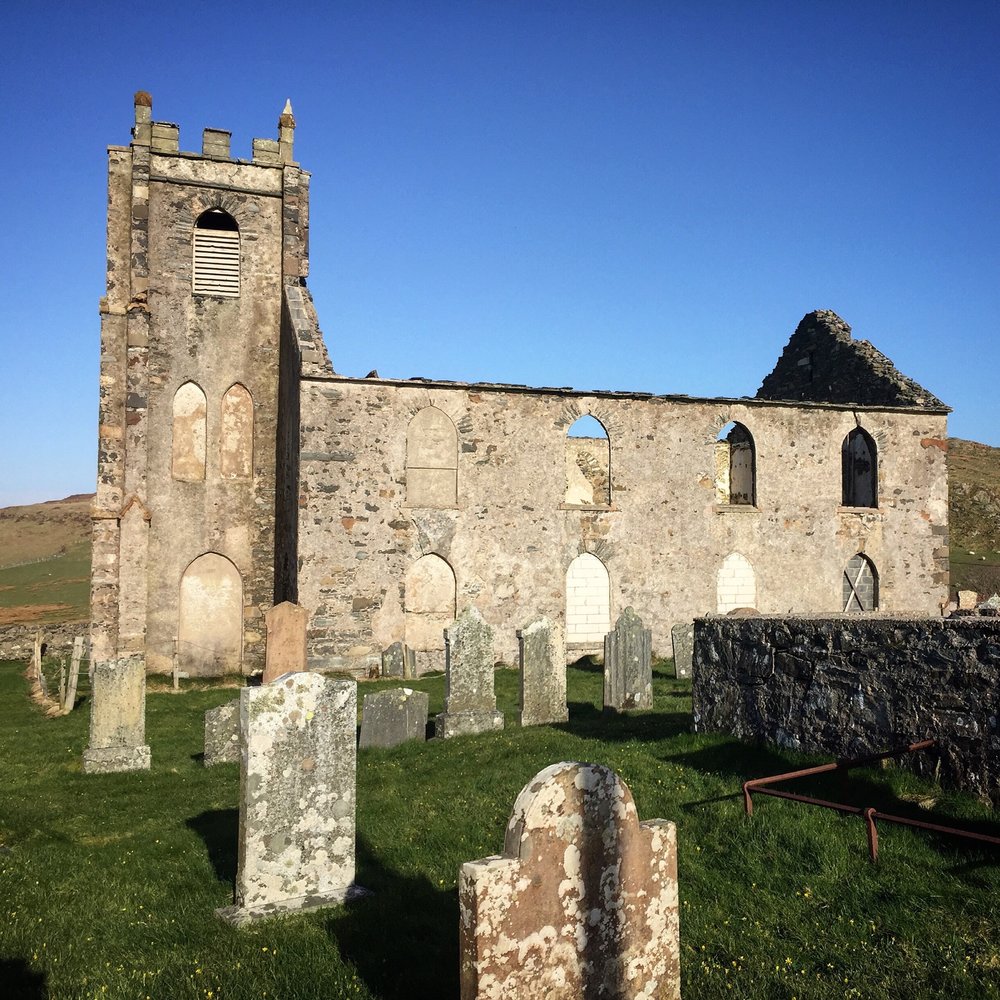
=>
[220,384,253,479]
[193,208,240,297]
[406,407,458,507]
[172,382,207,482]
[178,552,243,676]
[843,553,878,612]
[565,552,611,644]
[404,554,456,651]
[715,422,756,506]
[564,415,611,505]
[717,553,757,613]
[842,428,877,508]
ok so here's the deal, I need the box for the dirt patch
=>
[0,605,75,625]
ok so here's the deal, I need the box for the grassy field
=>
[2,659,998,999]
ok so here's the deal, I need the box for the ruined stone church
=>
[89,95,950,677]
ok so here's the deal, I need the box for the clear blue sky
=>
[1,1,997,506]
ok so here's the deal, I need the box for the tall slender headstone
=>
[459,761,680,1000]
[82,655,151,773]
[604,606,653,710]
[435,608,503,738]
[63,634,84,714]
[204,698,241,766]
[217,672,362,924]
[517,617,568,727]
[263,602,309,683]
[670,622,694,679]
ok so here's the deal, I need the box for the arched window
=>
[565,552,611,643]
[843,553,878,612]
[715,422,756,506]
[717,553,757,613]
[564,415,611,505]
[406,407,458,507]
[192,208,240,297]
[220,384,253,479]
[404,554,456,651]
[178,552,243,675]
[842,428,877,508]
[172,382,207,482]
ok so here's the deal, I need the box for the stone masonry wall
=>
[297,376,949,671]
[0,623,89,662]
[692,615,1000,801]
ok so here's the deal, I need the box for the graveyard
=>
[3,653,999,1000]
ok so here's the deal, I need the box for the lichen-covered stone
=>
[604,607,653,710]
[381,641,415,679]
[204,698,240,766]
[436,608,503,738]
[459,761,680,1000]
[517,617,568,727]
[670,622,694,679]
[217,672,360,924]
[359,687,428,748]
[83,655,150,773]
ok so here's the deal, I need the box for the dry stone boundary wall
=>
[692,615,1000,802]
[0,623,88,661]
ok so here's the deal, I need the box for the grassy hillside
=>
[0,437,998,626]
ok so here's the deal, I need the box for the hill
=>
[0,437,998,625]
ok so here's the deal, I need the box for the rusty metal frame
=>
[742,739,1000,861]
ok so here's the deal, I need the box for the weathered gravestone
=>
[459,761,680,1000]
[957,590,979,611]
[517,617,568,727]
[359,688,429,748]
[670,622,694,679]
[435,608,504,739]
[381,640,416,679]
[82,655,151,773]
[204,698,240,766]
[604,606,653,710]
[262,601,309,683]
[216,672,363,924]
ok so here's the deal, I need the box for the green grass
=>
[0,541,91,623]
[1,659,999,999]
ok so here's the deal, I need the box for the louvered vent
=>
[193,228,240,296]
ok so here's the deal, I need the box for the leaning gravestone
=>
[381,641,415,679]
[216,672,363,924]
[604,606,653,710]
[262,601,309,683]
[517,617,568,727]
[459,761,680,1000]
[435,608,504,738]
[204,698,240,766]
[670,622,694,679]
[82,655,151,773]
[359,688,429,748]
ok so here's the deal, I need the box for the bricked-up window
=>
[171,381,207,482]
[193,209,240,297]
[220,384,253,478]
[843,553,878,612]
[715,422,756,506]
[565,415,611,505]
[406,407,458,507]
[404,554,456,651]
[565,552,611,644]
[717,552,757,613]
[842,428,877,508]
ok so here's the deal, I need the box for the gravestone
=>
[670,622,694,679]
[62,634,85,714]
[217,672,363,924]
[359,688,429,748]
[381,641,415,679]
[977,593,1000,615]
[604,606,653,710]
[517,617,568,727]
[459,761,680,1000]
[435,608,504,738]
[957,590,979,611]
[204,698,240,765]
[263,601,309,683]
[82,655,151,773]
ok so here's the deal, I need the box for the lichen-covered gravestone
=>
[262,601,309,683]
[82,655,151,773]
[459,761,680,1000]
[216,672,363,924]
[381,640,415,679]
[604,606,653,710]
[359,688,429,748]
[435,608,504,738]
[671,622,694,679]
[517,617,568,727]
[204,698,240,766]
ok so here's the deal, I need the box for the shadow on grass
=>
[187,809,238,887]
[557,701,691,743]
[0,959,47,1000]
[323,836,458,1000]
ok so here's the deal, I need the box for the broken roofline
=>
[305,372,952,415]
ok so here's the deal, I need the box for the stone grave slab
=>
[359,687,429,748]
[671,622,694,679]
[263,601,309,683]
[381,641,416,679]
[604,606,653,710]
[436,608,504,738]
[82,655,151,773]
[204,698,240,765]
[517,617,568,727]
